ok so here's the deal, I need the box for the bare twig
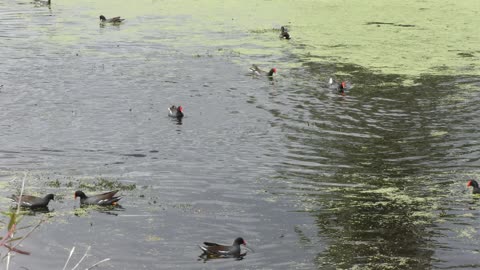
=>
[86,258,111,269]
[4,172,27,269]
[4,244,30,255]
[16,173,27,216]
[63,246,76,270]
[5,252,10,270]
[71,246,90,270]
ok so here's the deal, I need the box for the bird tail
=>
[250,64,259,72]
[198,245,208,253]
[106,196,122,205]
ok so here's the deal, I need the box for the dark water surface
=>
[1,0,480,269]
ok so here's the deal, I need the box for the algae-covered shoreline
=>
[44,0,480,76]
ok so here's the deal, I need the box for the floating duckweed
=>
[77,178,136,191]
[171,203,193,210]
[412,211,436,218]
[430,130,448,137]
[73,207,89,217]
[43,211,57,220]
[361,187,398,194]
[249,28,278,34]
[145,235,162,242]
[401,79,419,87]
[47,179,61,188]
[456,227,476,239]
[361,187,427,205]
[412,219,429,225]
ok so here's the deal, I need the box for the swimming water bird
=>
[74,190,122,205]
[99,15,125,24]
[250,64,277,77]
[11,194,55,209]
[168,105,184,119]
[467,180,480,194]
[279,26,291,40]
[199,237,248,257]
[329,77,351,95]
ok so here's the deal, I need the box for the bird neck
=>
[471,181,480,188]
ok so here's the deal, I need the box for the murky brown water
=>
[1,0,480,269]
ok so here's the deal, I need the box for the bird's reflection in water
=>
[74,204,125,216]
[198,253,246,263]
[18,207,53,216]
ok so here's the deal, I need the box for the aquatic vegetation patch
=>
[47,179,61,188]
[360,187,427,205]
[145,235,162,242]
[430,130,448,137]
[249,28,285,34]
[457,52,475,58]
[170,203,193,210]
[455,226,476,240]
[75,177,136,191]
[365,21,416,28]
[311,176,442,269]
[72,207,89,217]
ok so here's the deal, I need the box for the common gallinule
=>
[74,190,122,205]
[168,105,184,119]
[467,180,480,194]
[329,77,351,95]
[199,237,248,257]
[250,65,277,77]
[11,194,55,209]
[279,26,291,40]
[99,15,125,23]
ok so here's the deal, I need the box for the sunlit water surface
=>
[1,0,480,269]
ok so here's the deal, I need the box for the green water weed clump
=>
[47,179,61,188]
[70,177,136,191]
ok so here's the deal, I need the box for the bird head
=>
[467,180,479,188]
[74,190,86,199]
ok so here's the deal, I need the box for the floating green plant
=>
[47,179,61,188]
[76,177,136,191]
[145,235,162,242]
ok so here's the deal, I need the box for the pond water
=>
[1,0,480,269]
